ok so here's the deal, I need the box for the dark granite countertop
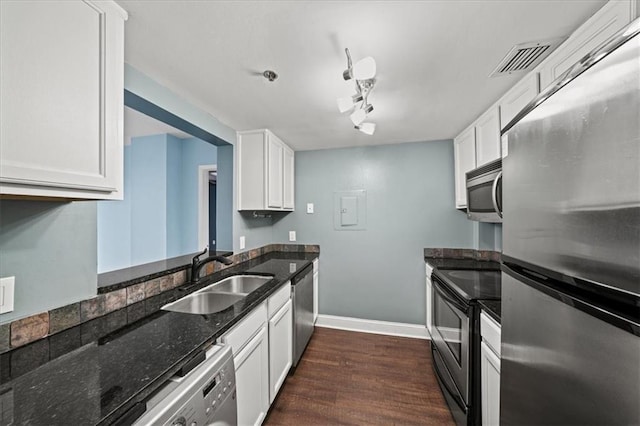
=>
[0,251,317,426]
[97,250,234,293]
[425,257,501,271]
[479,300,502,323]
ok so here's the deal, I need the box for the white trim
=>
[315,314,430,340]
[198,164,217,250]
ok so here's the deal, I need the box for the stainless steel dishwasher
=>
[133,344,236,426]
[291,264,314,368]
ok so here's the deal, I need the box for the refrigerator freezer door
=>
[501,271,640,425]
[502,31,640,296]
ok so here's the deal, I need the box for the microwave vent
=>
[467,158,501,179]
[490,37,564,77]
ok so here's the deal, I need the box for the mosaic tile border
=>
[0,244,320,354]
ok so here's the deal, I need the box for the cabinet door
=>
[0,0,125,199]
[481,341,501,426]
[499,73,539,130]
[539,0,637,90]
[312,259,319,324]
[235,326,269,426]
[475,107,501,167]
[267,136,284,209]
[269,299,292,403]
[283,145,295,210]
[454,127,476,208]
[425,263,434,336]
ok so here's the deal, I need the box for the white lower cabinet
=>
[313,259,319,323]
[425,263,434,336]
[235,326,269,426]
[221,283,294,425]
[268,299,292,403]
[480,311,501,426]
[221,303,269,426]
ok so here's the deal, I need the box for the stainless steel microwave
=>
[466,158,502,222]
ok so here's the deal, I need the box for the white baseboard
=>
[315,314,430,340]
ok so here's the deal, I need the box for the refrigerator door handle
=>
[492,171,502,218]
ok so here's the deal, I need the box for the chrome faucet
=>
[190,248,233,284]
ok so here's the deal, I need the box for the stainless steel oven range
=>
[430,268,501,426]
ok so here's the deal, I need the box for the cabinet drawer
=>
[221,302,267,356]
[480,311,501,357]
[268,282,291,318]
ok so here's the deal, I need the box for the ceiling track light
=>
[337,48,377,135]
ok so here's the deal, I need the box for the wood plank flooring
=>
[264,327,455,426]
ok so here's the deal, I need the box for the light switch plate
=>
[239,236,246,250]
[0,277,15,314]
[306,203,314,214]
[289,231,296,242]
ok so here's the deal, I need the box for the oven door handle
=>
[433,281,469,314]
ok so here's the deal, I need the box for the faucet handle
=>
[191,247,208,264]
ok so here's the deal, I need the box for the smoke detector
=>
[490,37,565,77]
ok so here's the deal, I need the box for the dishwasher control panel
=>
[133,345,237,426]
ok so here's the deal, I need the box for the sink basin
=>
[162,292,246,315]
[199,275,273,295]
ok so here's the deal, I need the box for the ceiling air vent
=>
[490,37,565,77]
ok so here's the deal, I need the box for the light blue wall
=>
[166,135,184,258]
[272,140,476,324]
[0,201,97,323]
[97,146,132,272]
[181,137,218,253]
[98,134,219,271]
[130,135,169,265]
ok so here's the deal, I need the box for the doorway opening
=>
[198,165,217,250]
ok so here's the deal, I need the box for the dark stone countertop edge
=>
[479,300,502,323]
[424,257,501,271]
[97,250,234,293]
[101,252,318,425]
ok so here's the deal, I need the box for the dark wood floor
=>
[264,327,455,426]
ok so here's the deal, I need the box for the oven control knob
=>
[172,417,187,426]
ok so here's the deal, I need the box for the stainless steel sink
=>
[162,292,246,315]
[199,275,273,295]
[162,275,273,314]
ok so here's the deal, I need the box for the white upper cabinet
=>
[539,0,638,90]
[475,106,501,167]
[499,72,540,131]
[0,0,127,200]
[237,129,295,211]
[454,126,476,209]
[283,145,295,210]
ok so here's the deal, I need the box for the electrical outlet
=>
[306,203,314,214]
[0,276,15,314]
[239,236,245,250]
[289,231,296,242]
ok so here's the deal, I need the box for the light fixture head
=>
[350,104,373,126]
[356,122,376,135]
[337,93,364,113]
[352,57,377,80]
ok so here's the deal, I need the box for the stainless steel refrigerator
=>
[500,18,640,425]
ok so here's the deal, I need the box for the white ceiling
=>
[117,0,606,151]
